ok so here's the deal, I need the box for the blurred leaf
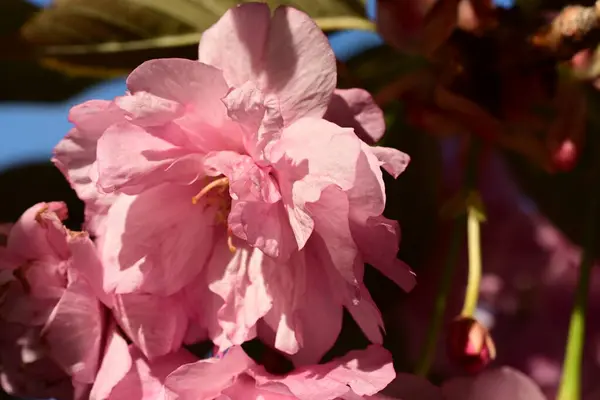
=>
[338,44,430,93]
[504,88,600,254]
[0,0,98,102]
[8,0,369,74]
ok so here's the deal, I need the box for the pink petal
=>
[55,100,124,236]
[228,201,296,260]
[346,143,387,218]
[442,367,546,400]
[307,185,358,283]
[67,231,115,306]
[203,151,280,203]
[108,347,196,400]
[261,6,337,124]
[181,273,228,349]
[126,58,229,128]
[198,3,271,87]
[351,216,416,292]
[324,89,386,144]
[68,99,124,133]
[163,346,256,399]
[272,118,362,250]
[101,185,216,296]
[113,292,188,359]
[199,4,336,125]
[251,345,396,399]
[222,374,295,399]
[346,283,385,345]
[259,256,303,356]
[222,82,284,161]
[41,277,104,384]
[369,147,411,178]
[53,128,115,236]
[205,236,273,346]
[6,202,68,264]
[287,249,343,366]
[96,122,203,194]
[369,372,444,400]
[90,323,132,400]
[115,91,184,126]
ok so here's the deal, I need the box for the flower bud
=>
[552,139,579,172]
[446,316,496,374]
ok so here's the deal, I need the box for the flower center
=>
[191,177,237,253]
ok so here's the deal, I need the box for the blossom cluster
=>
[3,3,587,400]
[0,4,414,399]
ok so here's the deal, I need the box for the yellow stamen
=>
[227,229,237,253]
[192,177,229,205]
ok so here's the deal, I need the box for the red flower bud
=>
[446,316,496,374]
[552,139,579,172]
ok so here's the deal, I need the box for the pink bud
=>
[552,139,579,172]
[447,316,496,374]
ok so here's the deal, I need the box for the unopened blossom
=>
[0,202,106,398]
[54,2,415,365]
[446,316,496,373]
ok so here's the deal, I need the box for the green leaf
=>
[0,0,98,102]
[8,0,370,75]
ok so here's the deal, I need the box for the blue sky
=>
[1,0,513,170]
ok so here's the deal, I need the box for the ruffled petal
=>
[351,216,416,292]
[54,100,124,236]
[90,324,132,400]
[113,292,188,359]
[198,3,271,87]
[41,277,104,384]
[101,185,217,296]
[126,59,229,126]
[324,88,386,144]
[205,236,273,347]
[272,118,362,250]
[222,82,284,162]
[369,146,411,178]
[250,345,395,399]
[163,346,255,399]
[115,91,184,126]
[261,6,337,124]
[107,347,196,400]
[96,122,203,194]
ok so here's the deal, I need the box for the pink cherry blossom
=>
[0,202,106,398]
[54,2,415,364]
[162,344,395,400]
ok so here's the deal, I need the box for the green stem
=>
[415,219,464,377]
[461,204,482,317]
[557,198,597,400]
[414,141,481,377]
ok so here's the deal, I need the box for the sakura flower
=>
[54,2,415,364]
[0,202,106,397]
[90,323,197,400]
[162,344,395,400]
